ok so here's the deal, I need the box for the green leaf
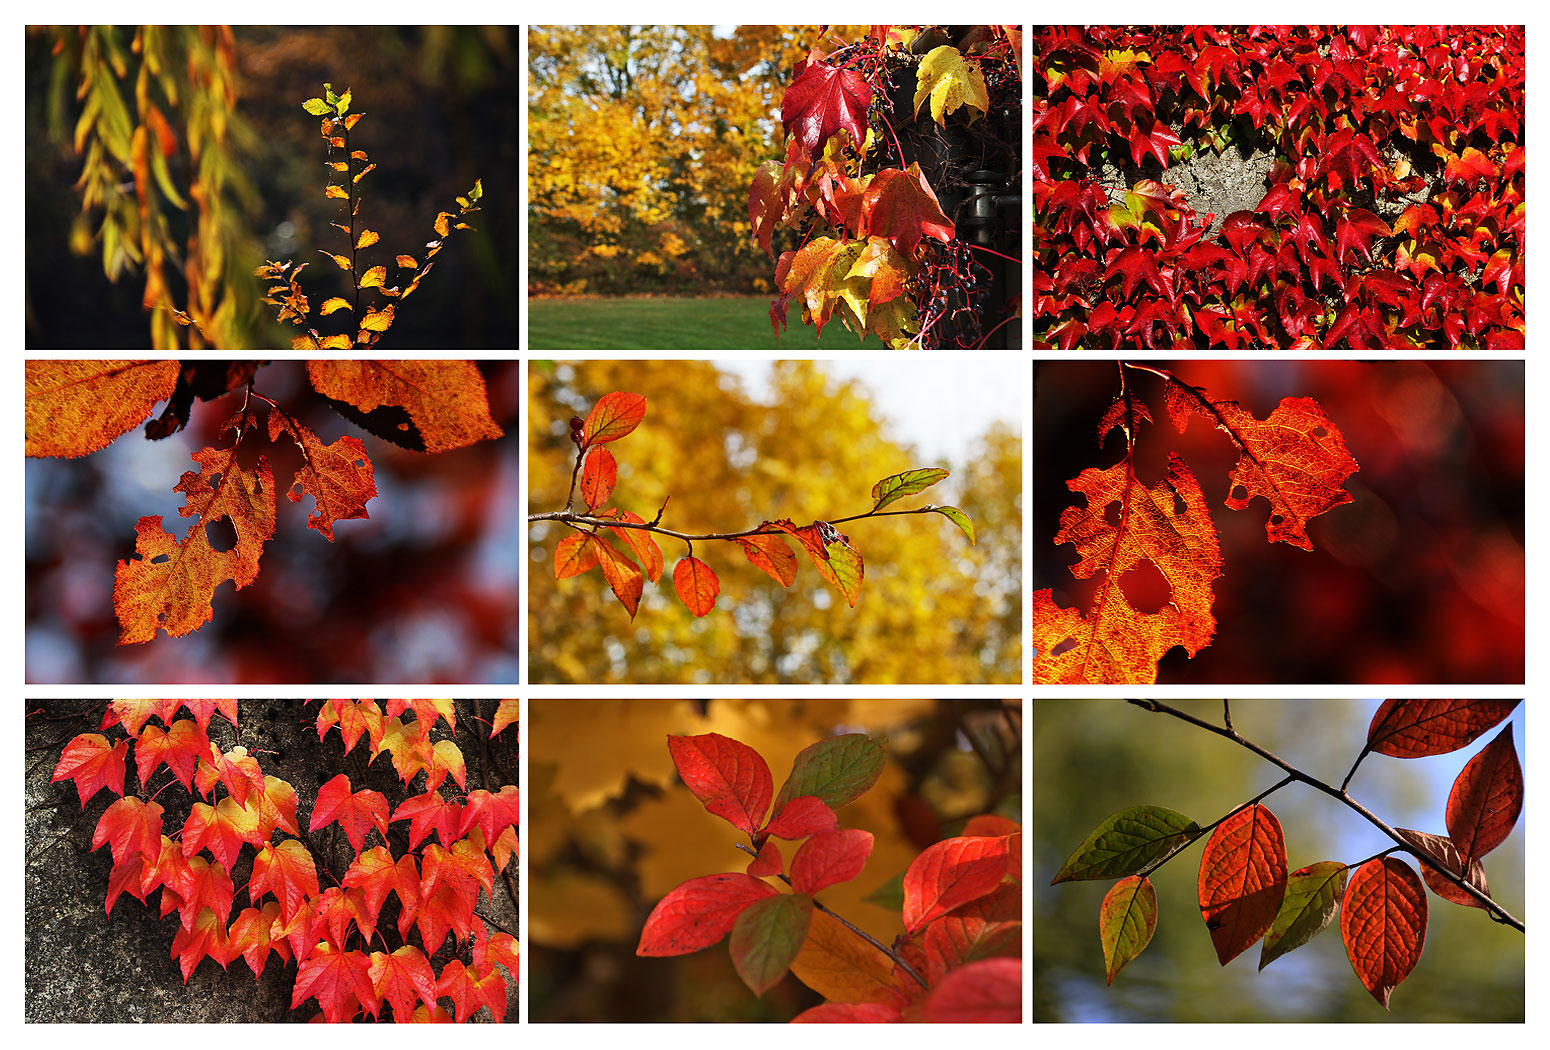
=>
[469,178,483,202]
[1259,861,1348,970]
[337,88,352,116]
[1051,805,1201,884]
[1100,876,1157,985]
[302,98,331,116]
[729,893,812,996]
[932,505,975,545]
[774,734,885,814]
[870,467,949,511]
[862,872,904,912]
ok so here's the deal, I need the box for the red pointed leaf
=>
[667,733,772,837]
[790,829,873,895]
[764,796,839,841]
[781,60,873,166]
[581,391,646,447]
[673,555,720,617]
[792,1002,903,1023]
[747,840,784,876]
[902,835,1012,933]
[134,719,210,793]
[1099,875,1156,985]
[309,773,390,855]
[1342,857,1427,1008]
[91,797,164,867]
[1393,828,1490,909]
[580,447,616,510]
[1196,803,1287,965]
[636,873,779,956]
[859,164,955,260]
[1366,699,1520,758]
[1446,724,1523,861]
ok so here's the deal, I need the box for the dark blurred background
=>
[25,361,518,684]
[1033,699,1525,1022]
[1034,361,1524,683]
[26,26,519,349]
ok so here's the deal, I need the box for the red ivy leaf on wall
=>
[1445,724,1523,862]
[309,773,390,855]
[781,60,873,168]
[1365,699,1520,758]
[52,734,129,807]
[1341,857,1426,1009]
[91,797,164,867]
[1196,803,1287,965]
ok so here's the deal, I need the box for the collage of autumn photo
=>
[14,22,1531,1033]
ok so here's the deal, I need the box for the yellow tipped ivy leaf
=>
[1259,862,1348,970]
[325,184,349,200]
[321,252,352,271]
[327,161,349,173]
[396,255,418,269]
[360,304,396,333]
[302,98,331,116]
[1052,805,1202,883]
[932,506,976,545]
[320,297,353,316]
[356,230,380,250]
[870,468,949,512]
[729,893,813,997]
[317,334,354,350]
[914,46,989,125]
[1100,876,1157,985]
[359,266,387,289]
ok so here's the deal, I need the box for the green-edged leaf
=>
[1259,862,1348,969]
[1099,876,1156,985]
[870,467,948,511]
[932,506,976,544]
[773,734,885,814]
[302,98,331,116]
[729,893,813,996]
[1051,806,1201,884]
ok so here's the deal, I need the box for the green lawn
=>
[527,296,891,350]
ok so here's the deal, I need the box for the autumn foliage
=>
[533,388,974,621]
[1033,362,1358,683]
[637,731,1021,1022]
[1051,699,1523,1010]
[24,360,504,646]
[752,25,1021,348]
[47,699,518,1022]
[1031,26,1524,349]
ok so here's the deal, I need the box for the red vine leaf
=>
[436,959,507,1023]
[52,733,129,807]
[1445,724,1523,862]
[172,907,231,983]
[581,391,647,447]
[1099,875,1156,985]
[134,719,210,793]
[25,360,182,458]
[291,942,377,1022]
[1165,379,1359,550]
[91,796,165,867]
[1259,861,1348,970]
[729,892,813,996]
[668,732,772,837]
[1196,803,1287,966]
[113,445,277,644]
[368,945,439,1021]
[1365,699,1520,758]
[1393,828,1490,909]
[781,60,873,168]
[308,773,390,855]
[790,829,873,896]
[637,874,780,956]
[673,555,721,617]
[858,164,956,260]
[1341,857,1427,1009]
[250,839,322,924]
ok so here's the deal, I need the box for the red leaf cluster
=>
[1031,26,1524,349]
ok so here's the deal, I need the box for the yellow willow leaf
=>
[356,229,380,250]
[353,163,376,183]
[351,150,368,161]
[290,334,319,350]
[320,297,353,316]
[344,113,363,130]
[434,213,452,237]
[328,161,349,172]
[325,184,349,199]
[317,334,354,350]
[359,265,387,289]
[396,255,418,269]
[359,304,396,333]
[321,252,352,271]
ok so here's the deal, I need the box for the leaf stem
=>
[527,505,942,543]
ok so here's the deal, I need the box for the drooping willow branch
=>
[1126,699,1524,932]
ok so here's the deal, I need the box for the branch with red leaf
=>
[528,391,975,619]
[1051,699,1523,1010]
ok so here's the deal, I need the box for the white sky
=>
[712,358,1025,465]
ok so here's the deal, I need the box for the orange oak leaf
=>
[1341,857,1426,1008]
[581,391,647,447]
[306,360,503,453]
[229,901,292,978]
[172,906,232,983]
[369,945,440,1021]
[291,942,377,1022]
[763,519,864,607]
[309,773,390,855]
[436,959,507,1022]
[1197,803,1287,966]
[24,360,181,458]
[91,796,164,867]
[266,409,376,541]
[1033,451,1223,684]
[673,555,721,617]
[112,444,277,644]
[250,839,322,923]
[52,733,129,807]
[1164,378,1359,550]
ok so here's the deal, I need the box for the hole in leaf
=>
[1270,514,1284,525]
[1312,426,1327,438]
[1173,490,1187,515]
[1118,560,1172,614]
[1103,500,1123,527]
[150,554,170,565]
[208,472,223,488]
[1231,485,1249,501]
[1050,637,1078,657]
[206,516,238,553]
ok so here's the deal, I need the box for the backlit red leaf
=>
[1445,724,1522,861]
[581,391,647,447]
[580,447,617,510]
[1393,828,1490,908]
[667,732,772,837]
[1196,803,1287,965]
[1365,699,1520,758]
[637,873,780,956]
[764,795,839,841]
[859,164,955,260]
[673,556,720,617]
[902,835,1011,933]
[921,957,1022,1022]
[782,60,873,167]
[1099,875,1156,985]
[790,829,873,895]
[171,906,231,983]
[25,360,181,458]
[592,533,644,618]
[1342,857,1426,1008]
[309,773,390,855]
[52,734,128,807]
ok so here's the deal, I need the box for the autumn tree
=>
[527,698,1019,1022]
[527,360,1022,684]
[527,25,816,294]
